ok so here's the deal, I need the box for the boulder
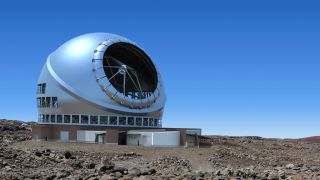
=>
[64,151,72,159]
[128,167,141,177]
[286,164,295,169]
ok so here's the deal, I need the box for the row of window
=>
[37,83,46,94]
[125,91,153,100]
[38,114,162,127]
[37,97,58,108]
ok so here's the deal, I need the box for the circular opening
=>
[103,42,158,99]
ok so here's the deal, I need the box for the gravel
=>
[1,119,320,179]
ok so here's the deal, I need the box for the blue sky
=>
[0,0,319,138]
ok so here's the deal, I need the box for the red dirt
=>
[293,136,320,143]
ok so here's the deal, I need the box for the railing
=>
[38,114,162,128]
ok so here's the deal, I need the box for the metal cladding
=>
[37,33,166,127]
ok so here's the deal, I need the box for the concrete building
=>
[32,33,201,147]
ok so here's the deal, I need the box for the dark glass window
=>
[38,97,58,108]
[41,84,46,94]
[72,115,79,124]
[44,114,50,123]
[100,116,108,125]
[109,116,117,125]
[50,115,56,123]
[37,83,46,94]
[90,116,98,124]
[64,115,71,123]
[128,117,134,126]
[57,115,63,123]
[136,117,142,126]
[41,97,46,107]
[149,118,154,126]
[143,118,148,126]
[119,117,126,125]
[52,97,58,108]
[45,97,51,108]
[81,115,89,124]
[154,119,159,127]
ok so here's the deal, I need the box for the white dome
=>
[37,33,166,127]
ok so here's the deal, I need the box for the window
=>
[45,97,51,107]
[37,83,46,94]
[72,115,79,124]
[109,116,117,125]
[143,118,148,126]
[57,115,63,123]
[149,118,154,126]
[50,115,56,123]
[128,117,134,126]
[81,115,89,124]
[119,117,126,125]
[100,116,108,125]
[64,115,71,123]
[136,117,142,126]
[90,116,98,124]
[39,114,44,122]
[44,115,50,123]
[154,119,159,127]
[37,97,58,108]
[52,97,58,108]
[41,97,46,107]
[41,84,46,94]
[37,97,41,108]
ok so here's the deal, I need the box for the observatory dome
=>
[36,33,166,127]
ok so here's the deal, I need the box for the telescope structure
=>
[32,33,201,147]
[36,33,165,127]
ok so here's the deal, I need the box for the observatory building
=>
[32,33,201,147]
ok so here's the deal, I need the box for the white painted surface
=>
[127,134,142,146]
[127,131,180,147]
[76,130,105,142]
[152,131,180,146]
[60,131,69,141]
[98,135,105,143]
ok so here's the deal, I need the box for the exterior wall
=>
[179,129,186,146]
[151,131,180,147]
[127,131,180,147]
[105,129,118,144]
[158,128,189,146]
[143,133,152,146]
[76,130,105,142]
[32,124,201,146]
[127,134,142,146]
[32,125,52,140]
[60,131,69,141]
[186,135,197,147]
[32,124,109,141]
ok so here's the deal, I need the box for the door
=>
[77,130,85,141]
[60,131,69,141]
[118,132,127,145]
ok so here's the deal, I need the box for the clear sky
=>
[0,0,319,138]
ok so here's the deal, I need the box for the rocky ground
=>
[1,119,320,179]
